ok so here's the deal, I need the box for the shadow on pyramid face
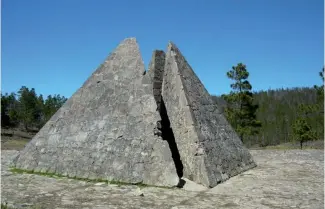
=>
[159,97,184,179]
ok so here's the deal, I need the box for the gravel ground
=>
[1,149,324,209]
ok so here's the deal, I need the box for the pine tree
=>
[292,68,324,148]
[35,94,46,129]
[222,63,261,142]
[1,86,68,130]
[213,86,320,147]
[17,86,39,130]
[44,94,67,121]
[314,67,324,138]
[292,117,316,149]
[1,92,20,127]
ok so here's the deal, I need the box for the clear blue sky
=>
[2,0,324,98]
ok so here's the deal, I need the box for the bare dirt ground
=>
[1,149,324,209]
[1,128,34,151]
[2,127,323,151]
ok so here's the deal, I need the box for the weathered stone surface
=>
[143,50,166,111]
[162,42,256,187]
[12,38,179,187]
[2,150,324,209]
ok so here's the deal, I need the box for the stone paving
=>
[1,149,324,209]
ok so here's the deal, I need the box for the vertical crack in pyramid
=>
[162,42,256,187]
[143,50,166,111]
[144,50,185,180]
[13,38,179,187]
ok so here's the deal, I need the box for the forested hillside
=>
[1,86,67,131]
[212,87,323,147]
[1,81,323,149]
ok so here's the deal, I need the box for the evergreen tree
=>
[1,93,11,127]
[314,67,324,138]
[292,117,316,149]
[1,86,68,130]
[222,63,261,142]
[212,86,321,147]
[7,93,20,126]
[17,86,39,130]
[292,68,324,148]
[44,94,67,121]
[35,94,46,129]
[1,92,20,127]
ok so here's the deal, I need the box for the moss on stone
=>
[9,167,173,189]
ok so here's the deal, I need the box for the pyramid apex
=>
[167,41,180,53]
[123,37,137,41]
[167,40,174,47]
[119,37,138,45]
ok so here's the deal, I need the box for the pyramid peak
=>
[122,37,137,42]
[166,41,180,55]
[116,37,139,47]
[167,41,175,47]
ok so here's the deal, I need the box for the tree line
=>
[212,65,324,149]
[1,86,67,131]
[1,66,323,149]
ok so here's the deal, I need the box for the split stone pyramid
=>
[13,38,256,187]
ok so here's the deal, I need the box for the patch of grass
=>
[261,145,295,150]
[1,203,14,209]
[1,203,43,209]
[9,167,172,189]
[257,144,321,150]
[251,140,324,150]
[1,139,30,150]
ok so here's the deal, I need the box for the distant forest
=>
[1,75,323,148]
[211,87,323,147]
[1,86,67,131]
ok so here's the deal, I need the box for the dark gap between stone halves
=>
[159,97,184,180]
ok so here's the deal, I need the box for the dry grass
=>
[1,128,34,150]
[1,139,30,150]
[250,139,324,150]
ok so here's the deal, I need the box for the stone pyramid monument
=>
[13,38,256,188]
[13,38,179,186]
[161,42,256,187]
